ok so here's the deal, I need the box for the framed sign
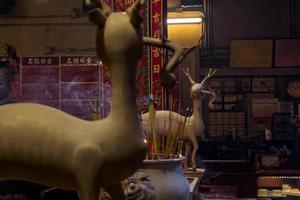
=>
[230,39,273,68]
[261,155,280,168]
[252,77,276,92]
[275,38,300,67]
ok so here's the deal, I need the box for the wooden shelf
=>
[199,67,300,76]
[256,170,300,176]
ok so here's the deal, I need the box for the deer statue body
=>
[142,68,216,170]
[0,0,183,199]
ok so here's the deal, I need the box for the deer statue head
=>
[182,68,217,108]
[87,0,144,67]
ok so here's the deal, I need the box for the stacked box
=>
[208,112,246,137]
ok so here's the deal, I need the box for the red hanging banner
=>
[150,0,165,109]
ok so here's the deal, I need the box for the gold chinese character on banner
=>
[153,30,160,38]
[152,12,161,24]
[153,47,161,57]
[153,64,160,74]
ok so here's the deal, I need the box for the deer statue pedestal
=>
[127,157,190,200]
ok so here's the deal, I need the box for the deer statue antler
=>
[127,0,144,27]
[199,68,217,87]
[182,67,196,86]
[143,37,183,88]
[201,88,216,109]
[200,68,217,109]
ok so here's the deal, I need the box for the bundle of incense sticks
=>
[164,108,190,157]
[147,96,190,159]
[148,98,158,156]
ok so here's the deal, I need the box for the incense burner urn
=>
[125,157,190,200]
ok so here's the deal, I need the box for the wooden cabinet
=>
[197,67,300,138]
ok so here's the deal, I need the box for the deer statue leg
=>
[188,132,199,170]
[77,183,99,200]
[73,145,103,200]
[184,142,191,169]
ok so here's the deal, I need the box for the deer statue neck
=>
[191,97,202,115]
[92,10,143,128]
[191,97,205,134]
[191,97,203,118]
[108,59,139,123]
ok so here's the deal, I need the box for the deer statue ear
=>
[127,0,144,27]
[88,9,107,26]
[86,0,112,26]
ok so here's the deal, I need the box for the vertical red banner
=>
[150,0,165,109]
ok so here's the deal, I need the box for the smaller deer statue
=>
[142,68,216,170]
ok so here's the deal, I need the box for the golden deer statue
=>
[0,0,184,199]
